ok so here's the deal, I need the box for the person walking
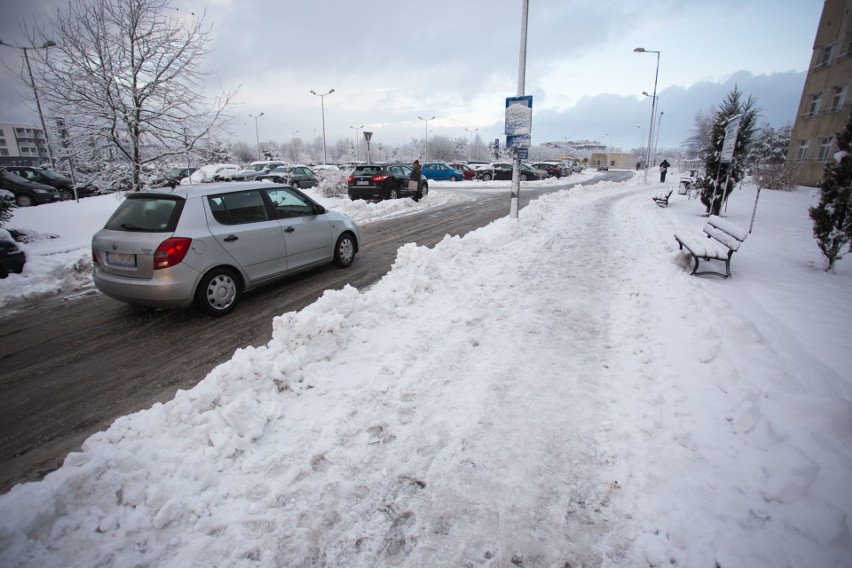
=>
[409,159,422,195]
[659,159,671,183]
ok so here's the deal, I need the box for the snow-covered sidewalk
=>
[1,176,850,567]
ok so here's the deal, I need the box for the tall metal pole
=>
[653,110,664,167]
[418,116,435,161]
[1,40,57,168]
[249,112,264,161]
[311,89,335,164]
[349,124,363,160]
[465,127,478,161]
[634,47,660,184]
[510,0,529,220]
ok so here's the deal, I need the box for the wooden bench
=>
[674,215,748,278]
[652,189,673,207]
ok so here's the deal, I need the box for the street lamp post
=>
[635,124,644,167]
[248,112,264,161]
[0,39,57,168]
[349,124,364,161]
[418,116,435,161]
[465,127,479,160]
[310,89,335,164]
[604,133,610,168]
[653,111,664,166]
[634,47,660,184]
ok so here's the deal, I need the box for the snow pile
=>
[0,173,850,567]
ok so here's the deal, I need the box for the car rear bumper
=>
[348,186,388,200]
[93,264,201,308]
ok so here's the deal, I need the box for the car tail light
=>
[153,237,192,270]
[371,174,390,182]
[347,175,354,184]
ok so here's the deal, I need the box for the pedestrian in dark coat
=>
[659,159,671,183]
[411,159,421,182]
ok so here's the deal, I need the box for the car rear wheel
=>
[291,181,299,189]
[450,175,459,181]
[15,194,33,207]
[60,190,73,200]
[388,189,398,200]
[195,268,241,316]
[333,233,357,267]
[520,173,529,181]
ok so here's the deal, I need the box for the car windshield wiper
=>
[120,223,149,231]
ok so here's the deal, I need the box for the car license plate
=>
[106,251,136,268]
[357,180,369,186]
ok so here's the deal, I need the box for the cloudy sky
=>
[0,0,822,153]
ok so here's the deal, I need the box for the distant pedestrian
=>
[409,159,422,193]
[636,161,641,171]
[659,159,670,183]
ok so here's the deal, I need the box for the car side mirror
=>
[314,205,326,215]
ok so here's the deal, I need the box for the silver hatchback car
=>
[92,182,360,315]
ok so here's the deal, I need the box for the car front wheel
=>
[15,194,33,207]
[450,175,458,181]
[482,173,493,181]
[196,268,240,316]
[520,173,529,181]
[333,233,357,267]
[291,181,299,189]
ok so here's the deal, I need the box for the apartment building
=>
[0,123,51,167]
[787,0,852,186]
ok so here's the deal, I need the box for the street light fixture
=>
[349,124,364,161]
[0,39,57,168]
[418,115,435,161]
[248,112,264,161]
[310,88,335,164]
[634,47,660,184]
[465,127,479,160]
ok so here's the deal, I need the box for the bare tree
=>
[30,0,237,190]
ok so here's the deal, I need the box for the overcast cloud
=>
[0,0,821,153]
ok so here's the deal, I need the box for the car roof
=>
[141,181,291,199]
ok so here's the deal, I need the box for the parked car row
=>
[0,166,99,206]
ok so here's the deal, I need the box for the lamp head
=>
[310,90,317,95]
[633,47,645,53]
[329,88,335,94]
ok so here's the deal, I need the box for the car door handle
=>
[284,226,295,233]
[224,235,238,242]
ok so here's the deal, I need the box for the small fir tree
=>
[699,87,759,215]
[808,113,852,271]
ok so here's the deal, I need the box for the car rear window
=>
[353,166,383,175]
[104,195,183,232]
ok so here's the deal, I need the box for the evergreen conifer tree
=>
[699,87,759,215]
[808,113,852,271]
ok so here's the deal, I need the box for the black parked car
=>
[3,166,95,200]
[475,162,546,181]
[531,162,568,178]
[347,163,429,201]
[0,168,62,206]
[259,165,318,189]
[0,229,26,278]
[149,167,197,188]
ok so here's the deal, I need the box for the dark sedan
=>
[475,162,546,181]
[259,165,318,189]
[3,166,95,200]
[0,229,26,277]
[0,168,62,206]
[348,163,429,201]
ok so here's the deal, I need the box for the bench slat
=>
[704,225,742,251]
[708,215,749,242]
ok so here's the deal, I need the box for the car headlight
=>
[33,188,50,194]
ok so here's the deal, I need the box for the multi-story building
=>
[787,0,852,186]
[0,123,51,167]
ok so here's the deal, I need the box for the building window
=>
[817,137,834,161]
[797,139,810,160]
[0,149,8,156]
[819,43,835,67]
[807,92,822,116]
[830,85,847,112]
